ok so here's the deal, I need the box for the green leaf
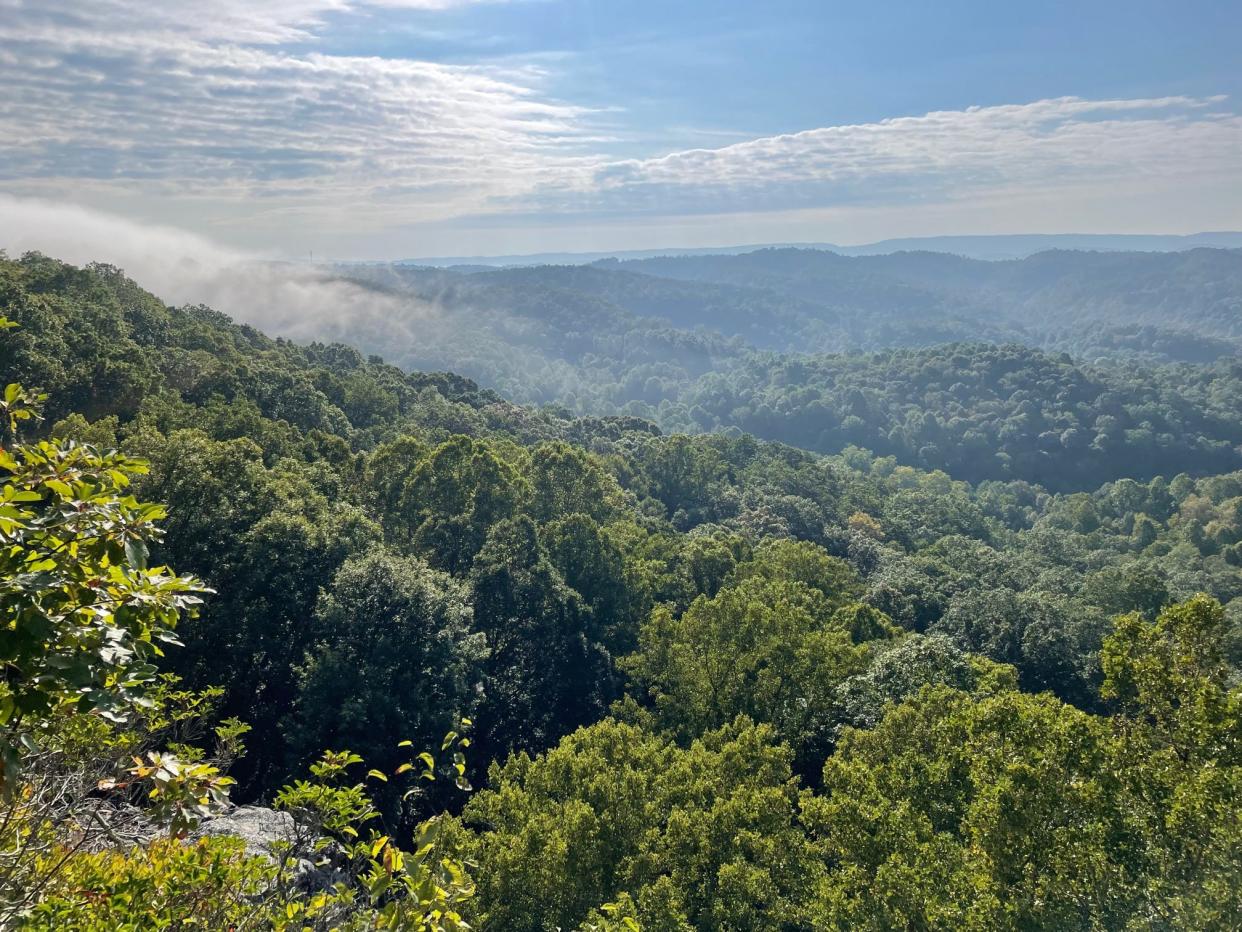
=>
[124,537,149,570]
[43,479,72,498]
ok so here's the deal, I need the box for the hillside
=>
[324,251,1242,491]
[612,246,1242,355]
[2,252,1241,928]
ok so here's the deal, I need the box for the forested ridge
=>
[1,251,1240,929]
[325,248,1242,491]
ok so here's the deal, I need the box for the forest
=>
[322,248,1242,491]
[0,250,1240,929]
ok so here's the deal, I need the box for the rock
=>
[191,805,296,860]
[191,805,347,892]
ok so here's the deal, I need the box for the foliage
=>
[6,253,1242,930]
[16,732,480,930]
[805,685,1137,929]
[459,717,816,932]
[400,436,530,574]
[624,569,885,773]
[270,736,477,931]
[470,516,616,759]
[0,426,207,787]
[24,836,272,931]
[286,550,485,804]
[0,678,243,923]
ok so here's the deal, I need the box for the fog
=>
[0,194,432,345]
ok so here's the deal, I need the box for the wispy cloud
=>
[523,96,1242,216]
[0,0,587,228]
[0,1,505,46]
[0,0,1238,255]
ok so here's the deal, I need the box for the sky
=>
[1,0,1240,260]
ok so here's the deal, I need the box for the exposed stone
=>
[191,805,296,860]
[191,805,348,892]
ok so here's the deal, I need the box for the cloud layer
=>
[531,96,1242,216]
[0,0,587,231]
[0,0,1239,255]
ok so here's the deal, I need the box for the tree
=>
[625,575,881,772]
[400,436,529,574]
[470,517,614,759]
[636,435,729,525]
[805,686,1139,930]
[727,539,862,609]
[1083,562,1170,619]
[933,588,1092,698]
[459,717,818,932]
[666,531,750,607]
[0,371,236,919]
[833,633,1009,731]
[542,514,649,657]
[1102,594,1238,748]
[139,430,381,791]
[1099,596,1242,926]
[364,434,430,531]
[529,441,625,524]
[286,551,486,798]
[0,411,206,785]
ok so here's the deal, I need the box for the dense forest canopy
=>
[307,248,1242,491]
[1,250,1240,929]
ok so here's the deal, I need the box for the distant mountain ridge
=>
[389,232,1242,267]
[323,246,1242,438]
[604,246,1242,354]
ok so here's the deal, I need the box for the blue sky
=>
[323,0,1242,148]
[0,0,1239,259]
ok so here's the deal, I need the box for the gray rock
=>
[191,805,296,860]
[192,805,348,892]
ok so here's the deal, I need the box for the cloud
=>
[0,194,245,301]
[0,0,588,234]
[0,0,1238,255]
[0,1,504,46]
[524,95,1242,217]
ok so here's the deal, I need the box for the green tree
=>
[0,371,237,919]
[529,441,625,523]
[666,531,751,607]
[726,539,862,609]
[542,514,649,656]
[471,517,614,759]
[833,633,1011,731]
[1100,596,1242,927]
[805,686,1138,930]
[140,430,380,790]
[625,576,881,771]
[460,717,818,932]
[636,435,729,525]
[400,436,529,574]
[286,551,487,797]
[0,422,206,784]
[364,434,430,530]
